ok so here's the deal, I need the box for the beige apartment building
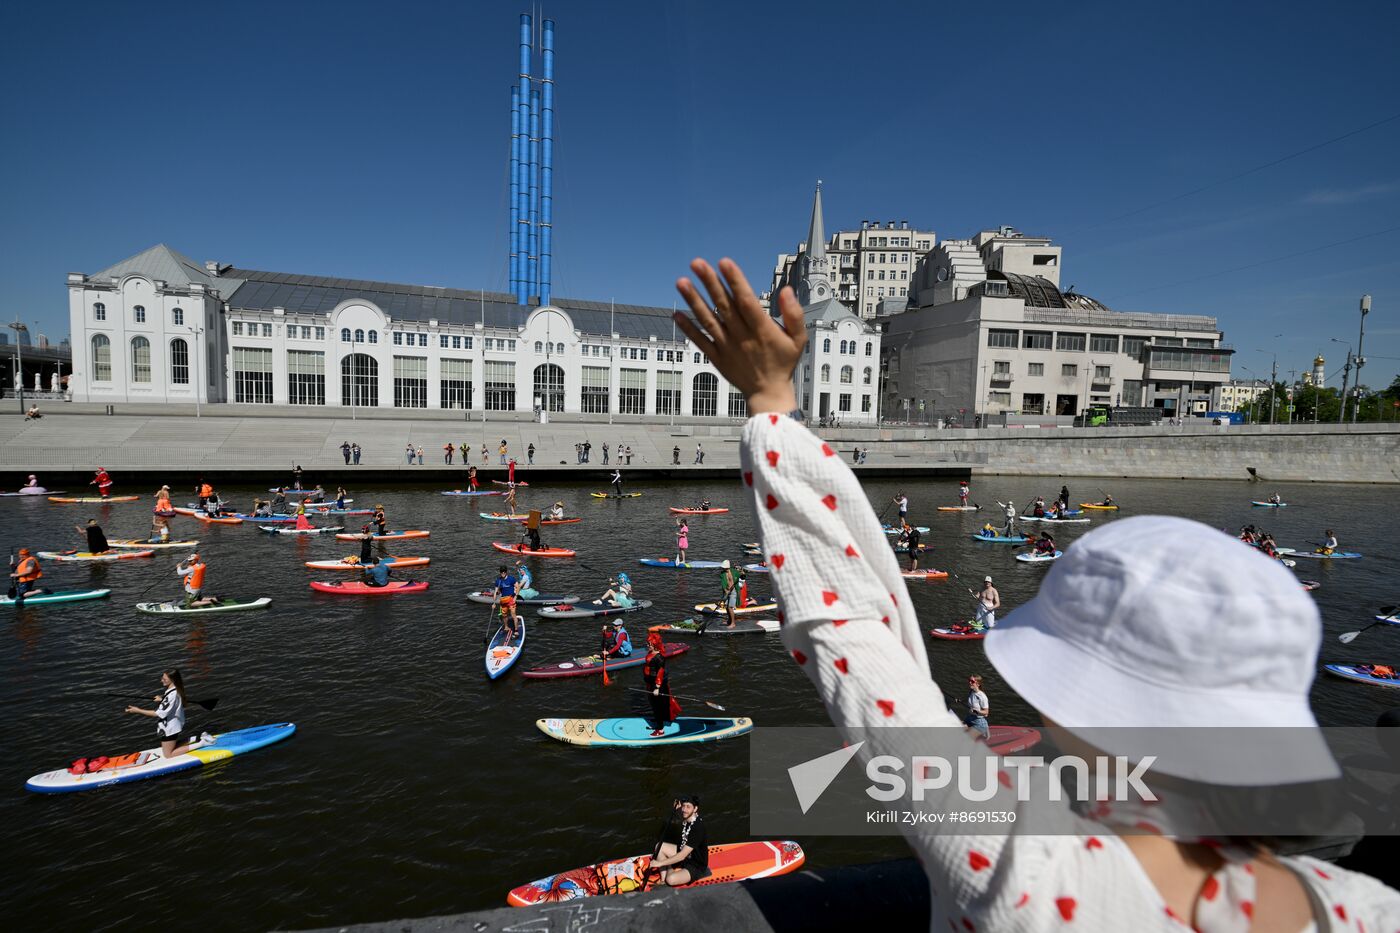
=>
[769,216,935,319]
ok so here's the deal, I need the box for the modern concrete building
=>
[769,212,935,320]
[786,185,882,423]
[881,230,1233,423]
[66,244,753,419]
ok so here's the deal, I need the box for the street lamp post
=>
[1330,338,1353,424]
[188,324,204,417]
[8,320,27,413]
[1353,295,1370,424]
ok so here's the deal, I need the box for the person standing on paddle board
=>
[893,493,909,522]
[75,519,110,555]
[995,499,1017,537]
[650,795,710,886]
[467,464,479,491]
[642,632,677,736]
[717,560,741,629]
[964,674,990,739]
[610,469,624,496]
[673,253,1400,926]
[196,479,214,511]
[176,553,211,607]
[976,576,1000,629]
[9,548,43,606]
[675,518,689,565]
[155,484,173,513]
[125,670,194,759]
[601,619,632,658]
[492,565,520,641]
[293,506,313,531]
[903,520,923,571]
[1058,484,1069,510]
[600,573,635,608]
[503,485,519,516]
[91,467,114,498]
[958,481,969,507]
[371,505,387,536]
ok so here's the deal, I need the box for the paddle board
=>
[1288,550,1363,560]
[902,569,949,580]
[649,618,779,636]
[333,530,430,541]
[987,725,1042,755]
[193,513,243,525]
[669,507,730,515]
[36,549,154,562]
[268,488,318,494]
[969,534,1029,544]
[466,591,579,606]
[441,489,503,496]
[1079,503,1118,510]
[308,580,428,595]
[0,489,63,497]
[590,492,643,499]
[505,840,805,906]
[637,558,726,569]
[883,525,930,534]
[304,557,430,571]
[492,542,576,557]
[1251,501,1287,507]
[1021,516,1090,524]
[521,643,687,679]
[110,539,198,549]
[1016,550,1063,562]
[1323,664,1400,689]
[230,513,296,522]
[1,588,111,607]
[485,620,526,680]
[136,598,273,614]
[259,525,344,535]
[25,723,296,794]
[890,544,930,553]
[696,601,777,616]
[937,506,979,512]
[742,563,769,573]
[538,599,652,619]
[493,480,529,486]
[930,624,985,641]
[535,716,753,748]
[1300,581,1321,591]
[1375,613,1400,625]
[305,507,368,515]
[48,496,140,503]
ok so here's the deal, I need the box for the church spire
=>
[797,180,832,304]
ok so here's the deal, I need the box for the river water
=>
[2,473,1397,930]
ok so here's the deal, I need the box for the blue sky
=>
[2,0,1397,388]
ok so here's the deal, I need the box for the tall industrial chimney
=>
[509,84,521,298]
[514,13,533,304]
[540,19,555,305]
[508,13,556,307]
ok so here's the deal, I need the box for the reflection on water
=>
[1,474,1395,929]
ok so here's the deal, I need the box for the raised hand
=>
[674,258,805,415]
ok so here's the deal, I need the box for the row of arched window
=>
[92,302,183,326]
[91,335,190,385]
[820,338,874,356]
[340,328,379,344]
[816,364,873,385]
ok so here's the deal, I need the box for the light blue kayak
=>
[536,716,753,747]
[969,534,1029,544]
[1288,551,1363,560]
[1016,550,1064,562]
[25,723,296,793]
[637,559,726,569]
[882,525,930,535]
[1,588,111,607]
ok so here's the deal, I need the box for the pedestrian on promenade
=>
[444,443,454,465]
[694,443,704,464]
[481,443,488,464]
[527,443,535,465]
[459,442,468,464]
[673,445,681,465]
[859,447,868,464]
[352,443,361,464]
[416,445,424,465]
[405,443,414,464]
[625,445,634,465]
[575,443,582,463]
[499,440,508,464]
[602,443,609,465]
[341,441,352,464]
[852,447,859,465]
[584,440,592,463]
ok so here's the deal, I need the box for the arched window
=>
[692,372,718,416]
[367,331,378,344]
[133,305,146,324]
[534,341,544,353]
[93,302,106,321]
[341,328,351,342]
[170,338,190,385]
[865,342,873,357]
[862,366,872,385]
[172,307,184,326]
[533,363,565,412]
[693,352,701,364]
[341,353,378,407]
[92,334,112,381]
[839,365,853,385]
[820,364,830,383]
[822,338,831,353]
[131,336,151,383]
[556,343,564,355]
[354,328,365,343]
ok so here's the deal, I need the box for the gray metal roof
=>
[221,268,680,340]
[88,244,244,297]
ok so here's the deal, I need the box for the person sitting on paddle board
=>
[125,669,195,759]
[975,576,1000,630]
[979,522,998,538]
[176,553,213,607]
[91,467,114,498]
[150,514,172,543]
[514,559,539,600]
[675,518,689,565]
[252,498,272,518]
[358,555,391,589]
[903,520,923,571]
[600,573,635,608]
[1357,664,1398,679]
[1032,531,1057,555]
[1098,494,1115,507]
[650,795,710,886]
[601,619,633,658]
[75,518,111,555]
[9,548,44,606]
[372,505,387,536]
[549,501,565,521]
[1032,496,1046,518]
[305,484,327,504]
[293,506,313,531]
[610,469,624,496]
[492,565,520,641]
[1269,492,1283,505]
[1319,529,1338,555]
[958,481,969,507]
[271,489,288,514]
[642,631,677,737]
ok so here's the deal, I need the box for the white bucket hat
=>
[985,515,1337,785]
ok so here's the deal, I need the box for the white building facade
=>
[883,230,1232,422]
[770,218,935,319]
[67,245,753,419]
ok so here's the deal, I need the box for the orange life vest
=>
[17,556,41,583]
[199,483,213,497]
[186,560,207,589]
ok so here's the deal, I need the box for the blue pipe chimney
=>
[515,13,533,304]
[540,19,554,306]
[509,84,521,298]
[528,86,540,304]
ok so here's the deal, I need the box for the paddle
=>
[1338,606,1399,644]
[7,550,15,599]
[483,592,500,646]
[628,688,726,711]
[601,633,612,686]
[107,693,220,711]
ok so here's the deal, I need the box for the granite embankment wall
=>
[1,409,1395,484]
